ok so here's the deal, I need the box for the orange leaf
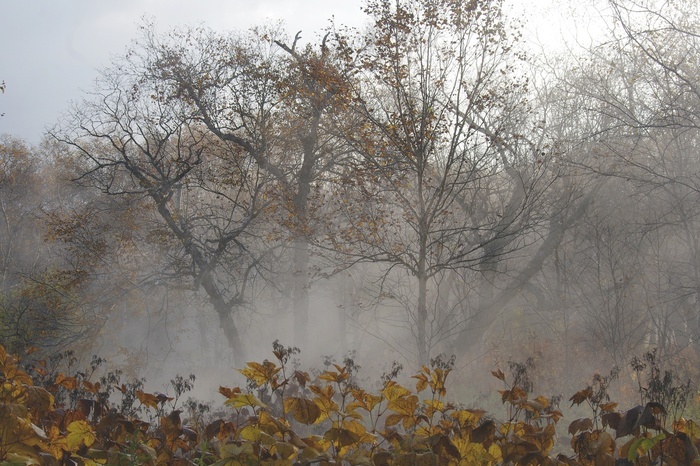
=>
[136,390,161,410]
[55,373,78,390]
[218,386,241,399]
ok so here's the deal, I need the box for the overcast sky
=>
[0,0,367,145]
[0,0,591,146]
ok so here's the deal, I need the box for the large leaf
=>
[323,427,360,447]
[626,432,666,462]
[284,397,321,424]
[568,418,593,436]
[0,410,47,462]
[381,382,411,402]
[24,386,54,418]
[387,395,418,416]
[237,361,280,386]
[64,420,97,452]
[452,409,486,428]
[224,393,266,409]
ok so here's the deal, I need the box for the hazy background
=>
[3,0,689,410]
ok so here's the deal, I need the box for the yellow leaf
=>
[136,390,161,410]
[423,399,444,411]
[273,441,297,459]
[342,419,375,444]
[64,420,96,452]
[387,395,418,416]
[452,409,485,428]
[237,360,280,386]
[239,425,262,443]
[413,374,429,392]
[225,393,267,409]
[298,446,324,462]
[284,397,321,424]
[238,424,274,446]
[384,413,405,427]
[220,441,255,459]
[84,448,109,464]
[348,389,381,412]
[674,418,700,439]
[74,456,107,466]
[312,391,339,424]
[382,382,411,401]
[258,410,287,435]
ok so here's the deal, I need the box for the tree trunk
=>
[417,221,429,365]
[293,237,310,350]
[216,304,245,365]
[417,271,429,366]
[198,270,245,364]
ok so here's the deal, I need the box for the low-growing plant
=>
[3,343,700,465]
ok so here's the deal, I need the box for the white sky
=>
[0,0,367,145]
[0,0,597,146]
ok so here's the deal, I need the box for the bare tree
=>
[53,44,275,362]
[139,24,356,351]
[538,0,700,364]
[319,0,557,365]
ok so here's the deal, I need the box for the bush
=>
[1,341,699,465]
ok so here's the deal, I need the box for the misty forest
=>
[4,0,700,464]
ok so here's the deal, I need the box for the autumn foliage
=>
[1,342,700,465]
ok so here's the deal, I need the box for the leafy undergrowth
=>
[2,342,700,465]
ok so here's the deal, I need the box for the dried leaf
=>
[568,418,593,436]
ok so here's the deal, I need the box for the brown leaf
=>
[77,399,102,419]
[616,405,643,437]
[204,419,223,440]
[25,386,54,417]
[218,386,241,399]
[601,412,622,431]
[599,402,618,413]
[293,370,310,388]
[324,427,361,447]
[284,397,321,425]
[161,410,182,439]
[55,373,78,390]
[568,418,593,436]
[136,390,161,410]
[373,451,392,466]
[645,401,667,415]
[572,430,614,457]
[569,388,593,407]
[430,434,460,459]
[81,380,101,394]
[471,419,496,444]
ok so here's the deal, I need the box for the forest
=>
[2,0,700,463]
